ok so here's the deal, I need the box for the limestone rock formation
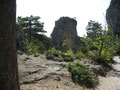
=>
[51,17,83,53]
[106,0,120,35]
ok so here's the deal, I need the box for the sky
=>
[17,0,111,37]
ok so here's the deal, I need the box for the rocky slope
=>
[18,52,120,90]
[96,56,120,90]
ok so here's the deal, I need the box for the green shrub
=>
[89,50,113,69]
[66,50,74,57]
[46,48,60,57]
[62,54,75,62]
[46,48,75,61]
[26,41,40,54]
[68,63,99,88]
[75,47,88,59]
[26,40,46,54]
[78,47,88,54]
[57,37,69,52]
[81,29,120,65]
[61,50,75,61]
[75,51,86,59]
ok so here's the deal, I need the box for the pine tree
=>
[86,20,102,39]
[17,15,46,42]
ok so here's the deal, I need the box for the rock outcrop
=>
[51,17,83,53]
[106,0,120,35]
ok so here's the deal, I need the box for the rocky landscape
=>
[106,0,120,35]
[18,51,120,90]
[51,17,83,53]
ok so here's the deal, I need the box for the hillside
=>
[18,51,120,90]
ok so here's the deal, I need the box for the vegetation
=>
[68,63,99,88]
[44,21,120,64]
[17,15,46,42]
[86,20,102,39]
[16,15,51,54]
[79,21,120,65]
[75,47,88,59]
[26,35,51,54]
[46,48,60,57]
[46,48,75,62]
[57,37,69,52]
[16,16,120,88]
[17,16,120,65]
[61,53,75,62]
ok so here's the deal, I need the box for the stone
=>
[54,76,61,81]
[34,54,39,57]
[51,17,83,53]
[106,0,120,35]
[46,54,54,60]
[91,65,106,77]
[46,54,64,62]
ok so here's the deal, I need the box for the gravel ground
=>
[96,56,120,90]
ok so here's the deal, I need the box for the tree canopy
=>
[86,20,102,39]
[17,15,46,42]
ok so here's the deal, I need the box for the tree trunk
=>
[99,35,103,57]
[29,20,32,42]
[0,0,20,90]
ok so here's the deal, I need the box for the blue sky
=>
[17,0,111,37]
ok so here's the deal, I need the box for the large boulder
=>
[106,0,120,35]
[51,17,83,53]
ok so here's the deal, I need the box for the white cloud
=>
[17,0,111,37]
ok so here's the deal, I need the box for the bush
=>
[68,63,99,88]
[81,28,120,65]
[75,51,86,59]
[75,47,88,59]
[46,48,75,62]
[26,40,46,54]
[78,47,88,54]
[46,48,60,57]
[89,50,113,69]
[61,53,75,62]
[89,50,111,63]
[57,37,69,52]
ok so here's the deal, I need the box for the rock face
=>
[51,17,83,53]
[16,25,25,50]
[106,0,120,35]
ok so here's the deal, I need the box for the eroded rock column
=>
[51,17,82,53]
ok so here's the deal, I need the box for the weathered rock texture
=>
[106,0,120,35]
[51,17,82,53]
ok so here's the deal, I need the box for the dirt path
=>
[96,56,120,90]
